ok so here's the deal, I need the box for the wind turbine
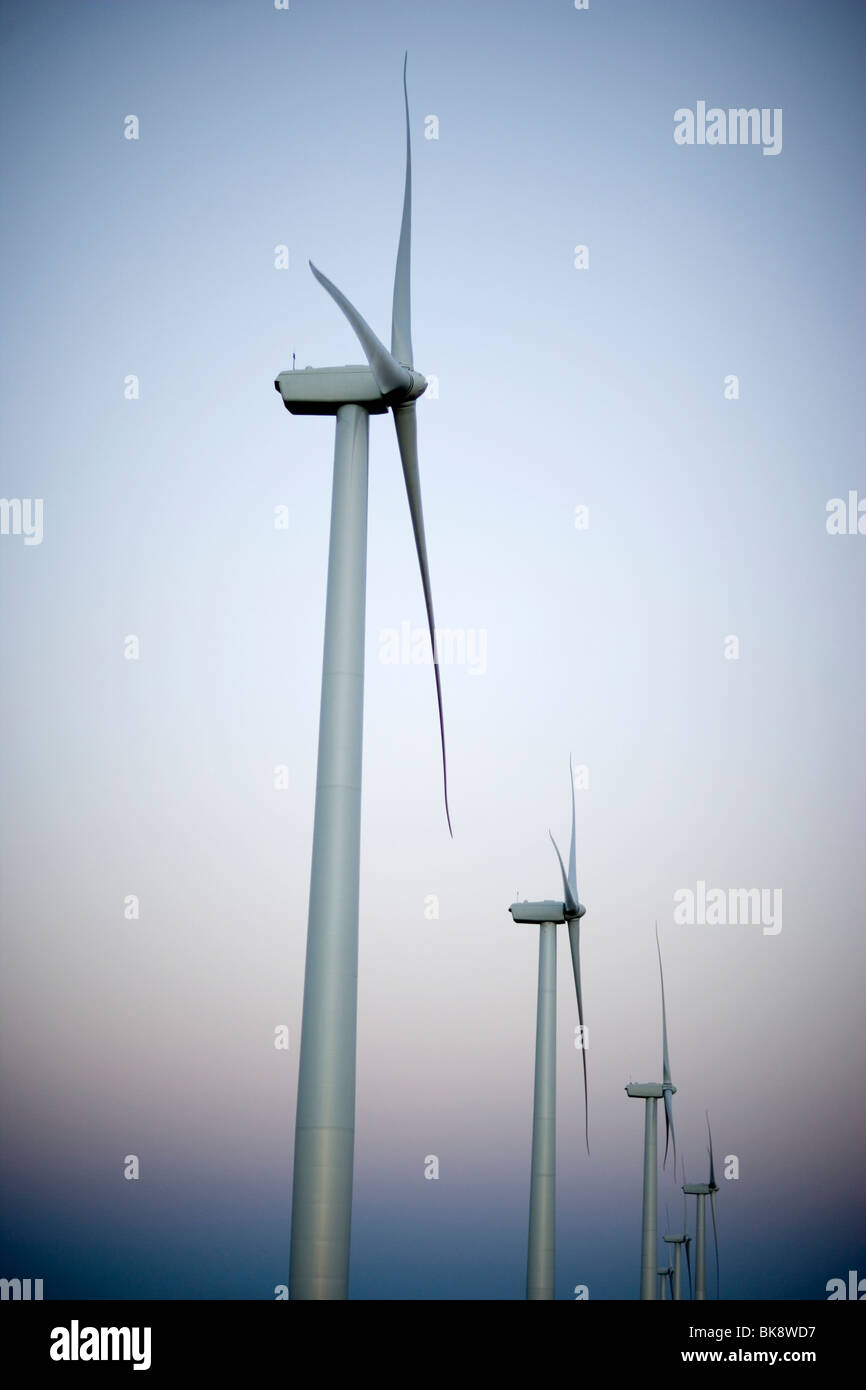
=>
[625,924,678,1300]
[682,1114,720,1300]
[663,1189,693,1301]
[508,763,588,1300]
[657,1265,674,1300]
[662,1241,685,1301]
[275,55,451,1301]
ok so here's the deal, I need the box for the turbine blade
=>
[555,789,588,1153]
[707,1112,717,1189]
[549,832,578,917]
[684,1236,693,1300]
[663,1087,676,1172]
[309,261,411,397]
[567,753,578,900]
[656,923,672,1087]
[391,52,413,368]
[567,916,589,1154]
[392,402,451,835]
[682,1158,689,1234]
[656,923,676,1169]
[710,1191,720,1299]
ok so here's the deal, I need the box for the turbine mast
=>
[694,1193,707,1300]
[527,921,557,1299]
[289,405,370,1299]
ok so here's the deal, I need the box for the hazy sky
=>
[1,0,864,1300]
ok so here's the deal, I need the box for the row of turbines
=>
[509,761,721,1300]
[275,56,721,1299]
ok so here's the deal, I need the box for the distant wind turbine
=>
[625,924,678,1300]
[657,1265,674,1300]
[275,55,451,1301]
[508,765,588,1300]
[663,1188,693,1301]
[682,1114,720,1300]
[662,1240,685,1301]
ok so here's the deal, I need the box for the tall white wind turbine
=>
[682,1114,720,1300]
[275,55,451,1301]
[508,762,589,1300]
[625,924,678,1300]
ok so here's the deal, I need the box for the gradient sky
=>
[1,0,864,1300]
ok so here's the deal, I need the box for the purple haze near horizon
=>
[1,0,864,1299]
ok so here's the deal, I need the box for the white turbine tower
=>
[275,56,451,1301]
[683,1115,720,1300]
[508,760,589,1300]
[625,924,678,1300]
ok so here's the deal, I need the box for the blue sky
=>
[1,0,864,1299]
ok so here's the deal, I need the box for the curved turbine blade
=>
[707,1112,717,1189]
[682,1158,689,1232]
[663,1089,676,1173]
[567,917,589,1154]
[567,759,587,1150]
[392,402,451,835]
[567,753,579,901]
[553,817,589,1153]
[681,1157,694,1299]
[549,832,578,917]
[656,923,672,1087]
[656,923,676,1169]
[391,52,413,368]
[706,1112,720,1295]
[309,261,411,398]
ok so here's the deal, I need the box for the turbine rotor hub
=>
[403,369,427,401]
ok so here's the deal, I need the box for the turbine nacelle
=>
[625,1082,674,1099]
[275,365,427,416]
[509,900,567,925]
[509,897,586,926]
[683,1181,718,1195]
